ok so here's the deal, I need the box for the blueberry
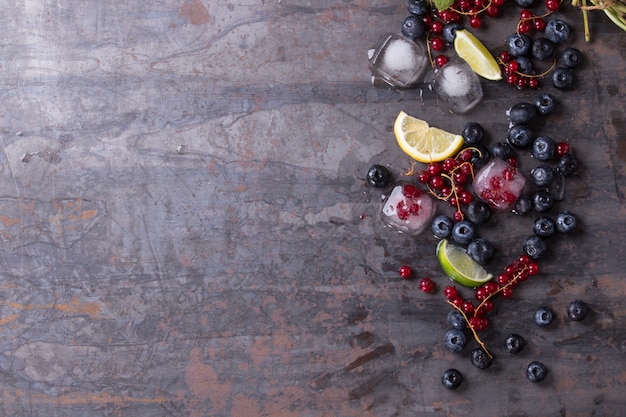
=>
[526,361,548,382]
[507,102,538,125]
[444,329,467,353]
[515,56,534,74]
[490,141,513,159]
[443,22,463,44]
[407,0,430,16]
[524,235,547,259]
[431,215,454,239]
[530,164,555,188]
[552,66,574,89]
[447,310,467,330]
[366,164,392,187]
[533,216,556,238]
[507,124,534,148]
[567,300,589,321]
[556,153,578,177]
[532,136,556,161]
[469,144,491,168]
[534,306,554,326]
[513,195,533,215]
[451,220,476,245]
[504,333,525,354]
[545,19,571,43]
[556,211,577,233]
[471,347,493,369]
[467,238,495,265]
[465,200,492,225]
[442,368,463,389]
[534,92,558,116]
[531,38,555,61]
[532,190,553,213]
[561,47,583,68]
[402,15,425,40]
[514,0,536,6]
[461,121,484,145]
[506,33,532,57]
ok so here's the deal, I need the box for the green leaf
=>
[433,0,455,11]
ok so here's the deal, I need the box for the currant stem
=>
[446,300,493,359]
[474,265,528,316]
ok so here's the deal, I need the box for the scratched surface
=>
[0,0,625,416]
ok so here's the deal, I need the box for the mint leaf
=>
[433,0,455,11]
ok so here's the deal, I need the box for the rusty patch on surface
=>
[179,0,210,25]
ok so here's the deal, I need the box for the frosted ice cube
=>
[368,33,429,89]
[433,59,483,114]
[381,183,436,235]
[473,158,527,211]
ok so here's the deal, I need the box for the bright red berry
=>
[485,5,500,16]
[556,141,571,156]
[419,277,436,293]
[499,51,512,64]
[461,301,475,314]
[520,9,534,19]
[534,18,547,31]
[518,20,532,34]
[431,20,444,34]
[545,0,561,11]
[469,15,483,28]
[444,285,459,300]
[434,54,449,68]
[399,265,413,279]
[501,287,514,299]
[430,37,445,51]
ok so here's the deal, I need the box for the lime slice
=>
[454,29,502,81]
[394,111,464,163]
[436,239,493,287]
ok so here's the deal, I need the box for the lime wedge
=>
[437,239,493,287]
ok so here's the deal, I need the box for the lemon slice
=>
[454,29,502,81]
[436,239,493,288]
[394,111,464,163]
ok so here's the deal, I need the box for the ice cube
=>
[433,59,483,114]
[381,183,436,235]
[473,158,527,211]
[368,33,429,89]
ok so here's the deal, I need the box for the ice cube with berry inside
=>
[473,158,527,210]
[381,183,436,235]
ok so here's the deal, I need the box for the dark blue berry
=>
[444,329,467,353]
[443,22,463,44]
[531,38,555,61]
[534,306,554,326]
[467,238,495,265]
[507,124,534,148]
[526,361,548,382]
[567,300,589,321]
[407,0,430,16]
[534,92,557,116]
[447,310,466,330]
[533,216,556,238]
[524,235,547,259]
[556,211,577,233]
[490,141,513,159]
[561,47,583,68]
[471,347,493,369]
[465,200,492,225]
[366,164,392,187]
[506,33,532,57]
[513,195,533,215]
[504,333,525,354]
[532,136,556,161]
[507,102,538,125]
[514,0,536,6]
[552,66,574,89]
[556,153,578,177]
[515,56,534,74]
[469,144,491,168]
[451,220,476,245]
[442,368,463,389]
[532,190,553,213]
[545,19,571,43]
[431,215,454,239]
[461,121,484,145]
[530,164,555,187]
[402,15,425,40]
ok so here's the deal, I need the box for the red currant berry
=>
[481,300,494,313]
[479,317,490,330]
[427,162,443,176]
[458,0,472,9]
[545,0,561,11]
[507,60,519,73]
[468,316,482,330]
[497,273,510,285]
[419,277,436,293]
[475,287,487,301]
[484,282,499,294]
[431,20,444,34]
[402,184,418,197]
[501,287,514,299]
[556,141,570,156]
[453,210,464,222]
[444,285,459,300]
[437,10,451,22]
[451,297,464,308]
[528,262,540,275]
[517,254,531,265]
[492,0,506,6]
[506,156,517,167]
[499,51,512,63]
[461,301,475,314]
[430,175,445,190]
[517,77,528,89]
[434,54,449,68]
[417,170,430,183]
[399,265,413,279]
[469,15,483,28]
[422,15,434,30]
[443,158,458,172]
[458,149,473,162]
[528,77,540,89]
[430,37,445,51]
[459,190,473,205]
[534,18,547,31]
[518,20,532,34]
[485,5,500,17]
[447,10,462,23]
[520,9,534,19]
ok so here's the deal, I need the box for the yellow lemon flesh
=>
[394,111,464,163]
[437,239,494,288]
[454,29,503,81]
